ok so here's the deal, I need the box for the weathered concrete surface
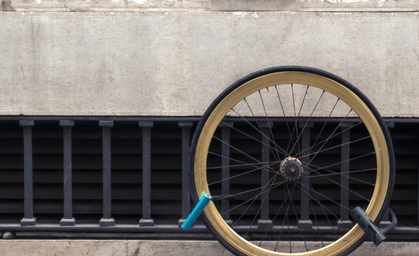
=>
[4,0,419,12]
[0,12,418,117]
[0,240,419,256]
[212,0,419,12]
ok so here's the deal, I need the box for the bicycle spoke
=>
[275,85,295,153]
[308,98,341,157]
[230,108,288,156]
[295,181,352,213]
[212,180,285,202]
[219,120,285,158]
[305,151,376,174]
[221,178,287,219]
[306,109,354,166]
[286,84,302,157]
[308,165,376,186]
[308,183,339,239]
[295,121,363,159]
[274,183,296,252]
[259,185,291,247]
[305,165,372,201]
[208,162,279,186]
[310,197,325,248]
[258,90,283,163]
[212,136,279,174]
[295,182,343,219]
[288,90,325,156]
[298,135,371,160]
[207,161,276,170]
[208,151,279,168]
[286,182,309,252]
[245,172,282,237]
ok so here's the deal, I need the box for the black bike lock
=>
[350,206,386,246]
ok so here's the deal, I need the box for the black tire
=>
[190,66,395,256]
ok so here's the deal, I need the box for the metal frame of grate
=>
[0,116,418,239]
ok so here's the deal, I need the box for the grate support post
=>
[178,122,193,227]
[298,122,313,229]
[139,121,154,227]
[60,120,76,226]
[20,120,36,226]
[258,122,273,229]
[99,120,115,227]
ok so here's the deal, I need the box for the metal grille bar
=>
[178,122,193,226]
[220,121,233,224]
[258,122,273,228]
[20,120,36,226]
[139,121,154,227]
[60,120,75,226]
[298,122,313,229]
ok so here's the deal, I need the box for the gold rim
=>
[194,71,390,256]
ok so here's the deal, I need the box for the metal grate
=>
[0,117,418,239]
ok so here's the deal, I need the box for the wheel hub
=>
[280,157,303,181]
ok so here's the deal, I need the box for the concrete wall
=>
[0,1,418,117]
[3,0,419,12]
[1,240,419,256]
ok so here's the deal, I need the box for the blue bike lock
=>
[182,192,212,231]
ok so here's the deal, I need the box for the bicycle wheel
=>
[190,66,395,256]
